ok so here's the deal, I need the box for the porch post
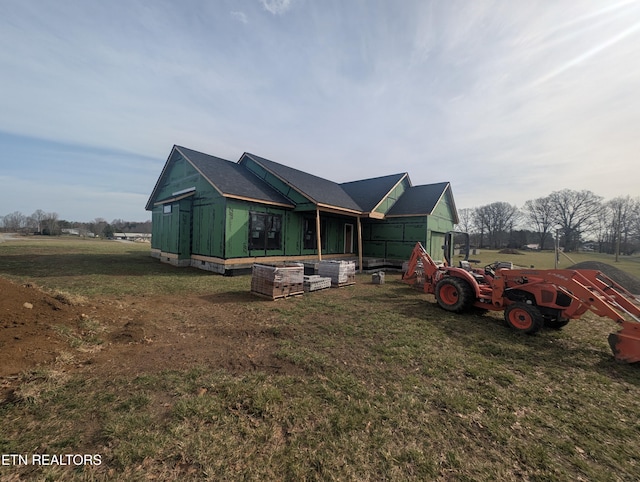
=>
[357,215,363,273]
[316,207,322,261]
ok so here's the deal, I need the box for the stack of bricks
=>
[303,275,332,292]
[251,263,304,299]
[318,260,356,287]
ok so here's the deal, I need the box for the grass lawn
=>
[1,237,640,481]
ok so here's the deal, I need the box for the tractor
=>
[402,233,640,363]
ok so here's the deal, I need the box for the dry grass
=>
[1,238,640,480]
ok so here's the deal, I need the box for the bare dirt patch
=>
[0,279,84,376]
[1,277,301,402]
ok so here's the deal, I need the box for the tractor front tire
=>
[504,302,543,334]
[435,277,473,313]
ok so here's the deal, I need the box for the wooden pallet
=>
[333,280,356,288]
[251,289,304,300]
[251,263,304,300]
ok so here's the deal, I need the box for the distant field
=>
[462,248,640,278]
[1,237,640,481]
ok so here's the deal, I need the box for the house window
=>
[163,204,172,214]
[303,218,316,250]
[249,212,282,251]
[303,217,327,250]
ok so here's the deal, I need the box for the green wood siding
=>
[428,194,456,233]
[429,231,446,261]
[223,199,353,258]
[192,193,225,258]
[153,154,202,201]
[361,190,457,260]
[285,212,303,255]
[225,200,289,258]
[151,203,180,254]
[177,199,192,259]
[150,151,222,259]
[374,177,410,215]
[362,216,427,260]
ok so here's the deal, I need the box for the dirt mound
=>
[0,278,86,376]
[569,261,640,295]
[498,249,522,255]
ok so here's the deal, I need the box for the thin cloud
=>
[230,11,248,24]
[259,0,293,15]
[530,20,640,87]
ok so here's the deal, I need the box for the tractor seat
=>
[459,260,472,270]
[459,260,486,282]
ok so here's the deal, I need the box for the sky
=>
[1,0,639,223]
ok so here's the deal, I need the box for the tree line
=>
[0,210,151,238]
[458,189,639,255]
[3,188,639,255]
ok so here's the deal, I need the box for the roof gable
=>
[341,173,408,213]
[386,182,457,221]
[146,146,294,209]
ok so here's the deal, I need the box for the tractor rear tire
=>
[435,277,473,313]
[504,302,543,334]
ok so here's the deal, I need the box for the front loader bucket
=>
[608,322,640,363]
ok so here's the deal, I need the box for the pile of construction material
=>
[318,260,356,287]
[303,275,332,292]
[250,263,304,300]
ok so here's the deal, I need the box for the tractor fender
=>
[441,268,482,299]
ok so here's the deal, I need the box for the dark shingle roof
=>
[386,182,451,216]
[176,146,293,206]
[148,146,457,222]
[242,153,362,212]
[340,173,408,212]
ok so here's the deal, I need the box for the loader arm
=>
[497,268,640,323]
[497,268,640,363]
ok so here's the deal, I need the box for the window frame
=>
[249,212,282,251]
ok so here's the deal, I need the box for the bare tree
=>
[522,196,554,249]
[111,219,125,232]
[29,209,47,234]
[457,208,474,233]
[472,205,489,248]
[474,202,520,249]
[607,196,636,259]
[43,212,59,235]
[91,218,108,238]
[3,211,27,232]
[549,189,603,251]
[631,198,640,254]
[593,205,612,253]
